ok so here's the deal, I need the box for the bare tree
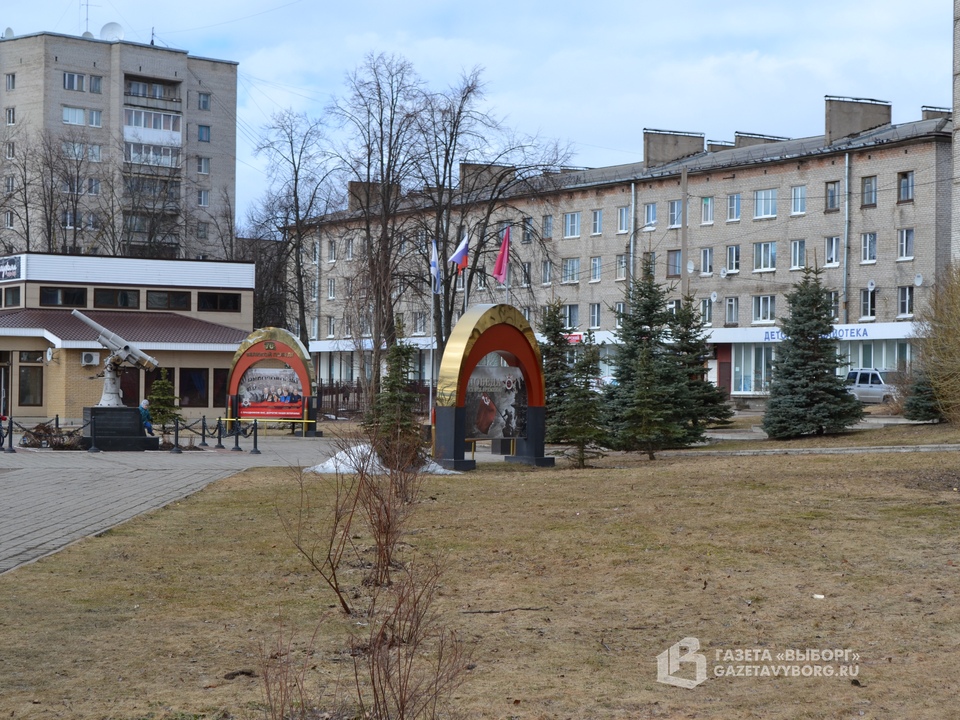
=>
[0,127,35,252]
[256,110,334,345]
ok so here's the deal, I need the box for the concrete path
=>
[0,433,336,575]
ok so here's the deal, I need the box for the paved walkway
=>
[0,432,336,575]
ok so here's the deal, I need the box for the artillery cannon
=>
[72,310,158,407]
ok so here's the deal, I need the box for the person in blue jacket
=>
[139,399,155,436]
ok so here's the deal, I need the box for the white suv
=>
[845,369,896,404]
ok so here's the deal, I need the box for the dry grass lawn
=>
[1,425,959,719]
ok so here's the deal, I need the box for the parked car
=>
[845,369,897,404]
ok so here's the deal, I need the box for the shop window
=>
[179,367,209,407]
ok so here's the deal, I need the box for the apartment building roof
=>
[0,308,248,351]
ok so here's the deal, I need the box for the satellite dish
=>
[100,22,124,41]
[3,27,14,39]
[686,260,695,275]
[720,267,728,278]
[45,348,53,363]
[82,31,94,39]
[710,291,718,302]
[867,279,876,291]
[914,273,923,287]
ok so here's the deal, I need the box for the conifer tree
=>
[538,301,573,443]
[762,267,862,438]
[147,368,182,431]
[561,330,605,467]
[669,295,733,445]
[903,370,944,422]
[364,339,424,470]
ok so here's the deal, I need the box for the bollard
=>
[170,417,183,454]
[5,416,15,454]
[215,419,225,449]
[250,419,261,455]
[88,415,100,453]
[55,414,60,432]
[199,416,209,447]
[231,421,243,451]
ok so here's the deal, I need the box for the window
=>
[726,244,740,273]
[898,286,914,317]
[700,298,713,325]
[197,221,208,239]
[542,259,552,284]
[4,73,13,91]
[589,303,601,328]
[90,76,102,94]
[732,344,775,393]
[790,239,806,269]
[727,193,741,221]
[63,72,85,91]
[88,109,102,127]
[146,290,191,310]
[3,210,14,229]
[898,171,914,202]
[615,302,626,328]
[563,304,579,329]
[825,236,840,266]
[327,239,337,262]
[5,107,15,125]
[94,289,139,308]
[561,257,580,283]
[668,199,683,227]
[5,286,21,306]
[542,214,553,239]
[791,185,806,215]
[861,176,877,206]
[521,261,531,287]
[5,142,13,159]
[725,297,739,325]
[861,232,877,263]
[327,278,336,299]
[86,178,100,195]
[825,181,840,211]
[327,316,337,337]
[618,206,630,233]
[124,109,181,132]
[198,292,240,311]
[87,145,101,162]
[753,241,776,271]
[197,157,211,174]
[197,189,209,207]
[179,368,210,407]
[19,366,43,407]
[413,311,426,335]
[700,247,713,275]
[344,237,354,260]
[860,288,876,319]
[642,251,656,277]
[85,213,99,230]
[667,249,682,277]
[666,299,678,315]
[586,256,600,282]
[644,202,657,227]
[753,295,776,323]
[828,291,840,320]
[198,125,211,142]
[4,176,13,194]
[198,92,211,110]
[563,212,580,238]
[60,210,76,228]
[39,286,86,307]
[522,217,533,243]
[898,228,914,259]
[591,209,602,235]
[616,254,627,280]
[754,189,777,218]
[701,196,714,224]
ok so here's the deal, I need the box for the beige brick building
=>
[0,27,237,259]
[307,97,952,403]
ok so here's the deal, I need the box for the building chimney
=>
[824,96,892,144]
[642,129,704,169]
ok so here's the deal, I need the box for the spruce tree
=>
[561,330,606,467]
[762,267,863,438]
[364,339,424,470]
[147,368,182,431]
[538,301,573,443]
[903,370,944,422]
[669,295,733,445]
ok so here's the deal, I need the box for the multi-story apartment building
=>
[306,97,952,404]
[0,26,237,259]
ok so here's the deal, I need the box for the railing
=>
[314,379,434,416]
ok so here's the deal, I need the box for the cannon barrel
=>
[71,309,159,371]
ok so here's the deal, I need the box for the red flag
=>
[492,226,510,284]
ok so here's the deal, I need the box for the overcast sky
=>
[4,0,953,223]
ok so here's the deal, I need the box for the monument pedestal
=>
[81,406,160,451]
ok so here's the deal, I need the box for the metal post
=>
[199,416,209,447]
[171,417,182,454]
[88,415,100,453]
[55,414,60,432]
[250,419,261,455]
[232,420,243,451]
[5,416,16,454]
[215,419,225,449]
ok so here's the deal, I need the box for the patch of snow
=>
[306,443,460,475]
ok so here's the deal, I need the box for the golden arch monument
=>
[434,304,554,470]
